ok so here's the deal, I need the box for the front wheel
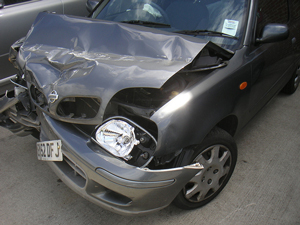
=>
[282,69,300,94]
[173,127,237,209]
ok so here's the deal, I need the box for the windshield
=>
[91,0,249,51]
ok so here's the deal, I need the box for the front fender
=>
[151,49,251,156]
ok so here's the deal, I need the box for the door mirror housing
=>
[256,24,289,44]
[86,0,100,13]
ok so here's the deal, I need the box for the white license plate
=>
[37,140,63,161]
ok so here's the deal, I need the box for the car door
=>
[0,0,63,90]
[247,0,294,115]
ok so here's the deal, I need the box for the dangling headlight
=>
[95,119,140,160]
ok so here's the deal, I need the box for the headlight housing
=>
[95,119,140,160]
[93,117,157,166]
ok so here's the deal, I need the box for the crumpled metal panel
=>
[17,12,209,123]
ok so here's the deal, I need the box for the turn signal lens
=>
[240,82,248,90]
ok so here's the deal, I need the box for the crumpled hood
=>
[17,12,209,121]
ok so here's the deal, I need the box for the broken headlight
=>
[93,117,157,166]
[95,119,140,160]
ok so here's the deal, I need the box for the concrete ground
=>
[0,89,299,225]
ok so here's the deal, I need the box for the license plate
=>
[37,140,63,161]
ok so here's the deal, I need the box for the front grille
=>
[54,154,87,188]
[30,83,101,120]
[64,157,86,180]
[57,97,100,119]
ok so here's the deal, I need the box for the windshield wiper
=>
[121,20,171,28]
[174,30,238,39]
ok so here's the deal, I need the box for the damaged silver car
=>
[0,0,299,215]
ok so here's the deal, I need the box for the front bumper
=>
[38,110,203,215]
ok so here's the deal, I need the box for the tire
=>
[173,127,237,210]
[282,69,300,94]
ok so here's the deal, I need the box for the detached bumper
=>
[39,111,203,215]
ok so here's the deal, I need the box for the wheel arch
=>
[216,115,238,137]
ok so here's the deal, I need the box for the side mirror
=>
[256,24,289,44]
[86,0,100,13]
